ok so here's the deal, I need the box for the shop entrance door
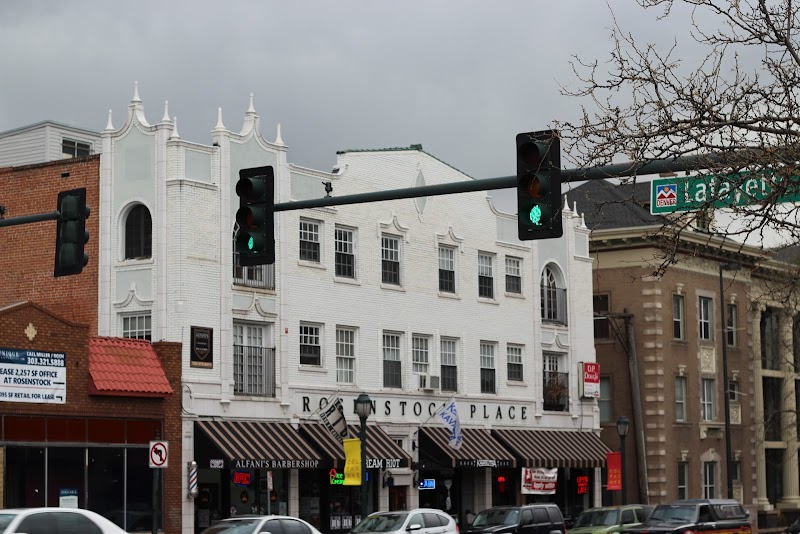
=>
[389,486,407,511]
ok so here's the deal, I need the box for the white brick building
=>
[97,85,606,534]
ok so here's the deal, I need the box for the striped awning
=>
[300,422,411,469]
[492,428,610,468]
[419,426,516,469]
[196,420,323,469]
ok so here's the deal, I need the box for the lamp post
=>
[616,416,630,505]
[720,262,741,499]
[355,392,373,521]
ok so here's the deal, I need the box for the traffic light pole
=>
[0,211,61,228]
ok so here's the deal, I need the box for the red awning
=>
[88,337,172,397]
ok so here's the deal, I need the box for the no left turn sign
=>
[149,440,169,468]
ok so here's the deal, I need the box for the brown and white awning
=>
[300,422,411,469]
[418,426,516,469]
[491,428,610,468]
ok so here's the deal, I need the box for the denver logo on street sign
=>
[650,171,800,214]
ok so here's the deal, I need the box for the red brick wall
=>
[0,157,100,334]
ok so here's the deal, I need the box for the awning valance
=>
[491,428,610,468]
[300,422,411,469]
[418,426,516,469]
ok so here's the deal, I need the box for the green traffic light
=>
[248,236,255,251]
[529,205,542,226]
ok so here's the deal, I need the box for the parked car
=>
[622,499,750,534]
[350,509,458,534]
[0,507,128,534]
[201,515,325,534]
[463,504,566,534]
[569,505,654,534]
[782,517,800,534]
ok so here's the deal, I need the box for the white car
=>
[351,509,458,534]
[201,515,325,534]
[0,507,128,534]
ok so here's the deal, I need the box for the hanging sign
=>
[343,438,362,486]
[580,362,601,398]
[607,451,622,491]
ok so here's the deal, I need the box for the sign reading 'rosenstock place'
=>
[0,347,66,404]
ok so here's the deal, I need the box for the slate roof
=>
[565,179,669,230]
[88,337,172,397]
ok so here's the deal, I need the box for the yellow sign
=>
[343,438,362,486]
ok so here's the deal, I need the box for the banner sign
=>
[521,467,557,494]
[435,398,463,450]
[0,347,66,404]
[343,438,362,486]
[320,396,349,443]
[606,451,622,491]
[580,362,600,398]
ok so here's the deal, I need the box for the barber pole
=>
[188,461,198,498]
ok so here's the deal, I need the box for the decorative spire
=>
[213,107,226,131]
[105,109,114,131]
[274,122,285,145]
[246,92,256,114]
[132,81,141,103]
[573,201,578,216]
[581,213,587,229]
[162,100,170,123]
[169,116,180,139]
[240,93,258,136]
[563,196,571,213]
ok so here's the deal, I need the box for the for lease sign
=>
[0,347,66,404]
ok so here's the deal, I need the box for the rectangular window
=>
[480,342,496,394]
[334,226,355,279]
[412,335,430,375]
[699,296,713,340]
[381,235,401,285]
[703,461,717,499]
[505,256,522,294]
[732,461,742,483]
[383,333,402,388]
[233,323,275,396]
[599,376,612,423]
[122,313,151,341]
[438,246,456,293]
[440,338,458,392]
[478,253,494,299]
[676,376,687,422]
[702,378,715,421]
[62,139,91,158]
[677,462,689,500]
[299,219,321,263]
[727,303,737,346]
[507,345,523,382]
[729,379,740,403]
[336,327,355,384]
[673,295,685,339]
[299,323,321,366]
[594,294,610,339]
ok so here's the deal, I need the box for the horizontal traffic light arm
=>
[0,211,61,228]
[273,152,729,212]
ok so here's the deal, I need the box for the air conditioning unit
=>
[429,375,441,390]
[417,374,436,391]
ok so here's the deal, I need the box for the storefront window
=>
[88,448,124,524]
[47,447,84,509]
[126,447,156,531]
[299,472,322,530]
[5,447,45,507]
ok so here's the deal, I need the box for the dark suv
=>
[464,505,566,534]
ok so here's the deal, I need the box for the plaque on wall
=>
[190,327,214,368]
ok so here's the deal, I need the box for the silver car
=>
[351,509,457,534]
[200,515,325,534]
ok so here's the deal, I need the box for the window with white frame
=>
[678,462,689,499]
[438,246,456,293]
[599,376,612,423]
[699,296,713,340]
[412,335,430,375]
[125,205,152,260]
[62,139,91,158]
[507,344,523,382]
[676,376,687,422]
[480,342,496,394]
[703,462,717,498]
[673,295,685,340]
[299,323,321,366]
[478,253,494,299]
[727,303,737,346]
[335,226,355,279]
[383,332,402,388]
[299,219,321,263]
[336,327,356,384]
[541,265,566,324]
[122,313,151,341]
[233,323,275,396]
[440,338,458,392]
[701,378,715,421]
[381,234,401,285]
[505,256,522,294]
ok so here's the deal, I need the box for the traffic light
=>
[235,166,275,266]
[516,130,562,240]
[54,188,90,277]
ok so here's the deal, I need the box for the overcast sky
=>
[0,1,697,211]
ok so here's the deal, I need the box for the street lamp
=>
[720,262,741,499]
[616,416,630,505]
[355,392,373,520]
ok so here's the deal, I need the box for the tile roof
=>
[88,337,173,397]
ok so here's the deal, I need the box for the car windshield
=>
[473,509,520,527]
[0,513,18,532]
[352,513,409,533]
[201,518,263,534]
[649,505,696,523]
[574,510,619,527]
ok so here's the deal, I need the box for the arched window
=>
[125,205,152,260]
[541,265,567,325]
